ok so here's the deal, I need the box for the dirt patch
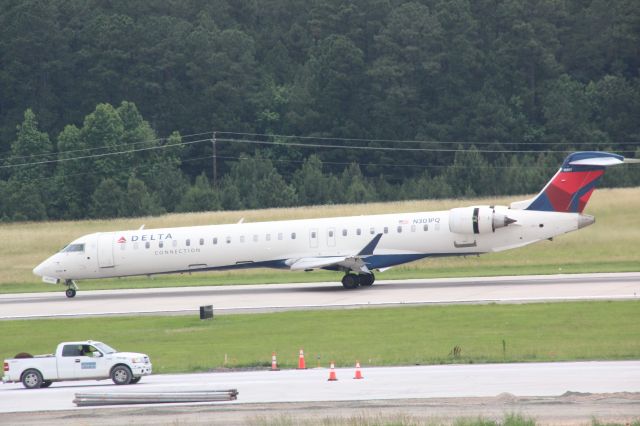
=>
[4,393,640,425]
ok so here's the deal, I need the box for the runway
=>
[1,272,638,319]
[1,361,639,414]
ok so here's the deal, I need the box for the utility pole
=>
[211,131,217,187]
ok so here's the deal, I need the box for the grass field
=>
[1,187,639,294]
[1,301,638,373]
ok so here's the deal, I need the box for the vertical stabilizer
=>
[510,151,627,213]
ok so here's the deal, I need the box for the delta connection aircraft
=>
[34,151,638,298]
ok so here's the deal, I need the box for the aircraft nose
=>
[33,261,47,277]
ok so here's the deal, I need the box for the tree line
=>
[1,103,638,221]
[0,0,639,221]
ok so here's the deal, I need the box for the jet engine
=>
[448,206,516,234]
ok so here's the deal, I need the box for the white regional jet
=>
[34,151,638,298]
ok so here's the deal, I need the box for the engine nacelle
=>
[448,206,516,234]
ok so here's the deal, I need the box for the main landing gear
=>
[64,279,78,298]
[341,273,375,289]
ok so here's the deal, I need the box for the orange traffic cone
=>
[297,349,306,369]
[328,362,338,381]
[271,352,279,371]
[354,361,363,379]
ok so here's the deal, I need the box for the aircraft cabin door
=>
[97,233,115,268]
[309,228,319,248]
[327,228,336,247]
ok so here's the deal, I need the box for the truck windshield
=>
[94,342,116,354]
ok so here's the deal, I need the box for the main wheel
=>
[359,273,375,287]
[65,288,76,298]
[341,274,359,289]
[130,377,141,384]
[41,380,52,388]
[22,369,43,389]
[111,365,132,385]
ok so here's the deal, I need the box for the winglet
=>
[358,233,383,256]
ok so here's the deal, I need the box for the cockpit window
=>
[61,244,85,253]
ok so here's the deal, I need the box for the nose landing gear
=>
[341,273,375,289]
[64,280,78,298]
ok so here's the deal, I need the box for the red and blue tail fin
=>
[511,151,626,213]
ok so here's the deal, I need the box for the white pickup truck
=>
[2,341,152,389]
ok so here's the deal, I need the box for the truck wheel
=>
[111,365,132,385]
[130,377,141,384]
[22,369,43,389]
[41,381,52,388]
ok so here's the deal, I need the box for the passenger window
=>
[423,224,428,231]
[278,233,283,241]
[159,241,163,248]
[435,223,440,231]
[411,224,416,232]
[311,231,316,238]
[291,232,296,240]
[213,237,218,245]
[172,239,178,248]
[226,236,231,244]
[370,227,375,235]
[356,228,361,236]
[383,227,388,234]
[329,230,334,237]
[266,234,271,242]
[342,229,347,237]
[145,242,150,249]
[397,226,402,233]
[186,239,190,247]
[199,238,204,246]
[240,235,245,243]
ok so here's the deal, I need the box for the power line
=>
[0,137,211,169]
[0,131,213,163]
[216,137,628,155]
[3,132,638,170]
[4,128,638,164]
[217,131,640,147]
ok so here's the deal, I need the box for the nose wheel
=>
[64,280,78,298]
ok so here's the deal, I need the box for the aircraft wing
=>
[288,233,383,273]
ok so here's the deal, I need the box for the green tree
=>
[178,173,221,212]
[91,178,126,219]
[7,109,53,182]
[292,154,337,205]
[227,154,297,208]
[124,176,164,217]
